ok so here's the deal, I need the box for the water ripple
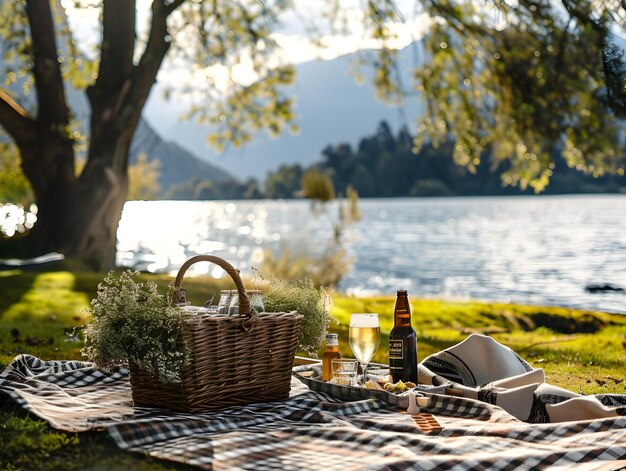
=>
[116,195,626,314]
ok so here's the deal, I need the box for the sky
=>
[59,0,429,89]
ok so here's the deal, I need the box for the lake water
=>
[116,195,626,314]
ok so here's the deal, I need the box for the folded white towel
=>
[420,334,626,423]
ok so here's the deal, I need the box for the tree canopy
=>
[0,0,625,268]
[414,0,626,192]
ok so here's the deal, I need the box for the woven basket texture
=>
[129,255,302,412]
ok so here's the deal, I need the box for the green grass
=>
[0,404,189,470]
[0,270,233,370]
[1,269,625,470]
[329,296,626,395]
[0,270,231,471]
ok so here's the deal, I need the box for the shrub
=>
[263,277,334,357]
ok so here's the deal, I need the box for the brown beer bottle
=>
[322,333,341,381]
[388,290,418,383]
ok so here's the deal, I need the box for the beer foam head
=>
[350,313,379,327]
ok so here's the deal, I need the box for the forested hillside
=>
[264,122,626,199]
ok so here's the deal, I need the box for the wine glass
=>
[348,313,380,384]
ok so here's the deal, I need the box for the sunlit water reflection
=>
[117,195,626,314]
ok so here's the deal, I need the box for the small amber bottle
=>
[322,333,341,381]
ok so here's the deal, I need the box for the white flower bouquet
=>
[82,270,189,383]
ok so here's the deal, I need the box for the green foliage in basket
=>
[82,271,189,383]
[263,278,333,356]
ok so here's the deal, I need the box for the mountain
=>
[144,34,626,187]
[129,120,233,194]
[143,43,424,182]
[63,84,236,195]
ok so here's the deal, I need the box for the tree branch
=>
[86,0,183,173]
[25,0,69,127]
[0,89,36,145]
[427,0,491,37]
[84,0,136,172]
[121,1,176,128]
[165,0,186,15]
[559,0,607,36]
[96,0,136,93]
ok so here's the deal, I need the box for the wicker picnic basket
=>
[129,255,303,412]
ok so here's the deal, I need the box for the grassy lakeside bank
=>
[331,296,626,395]
[1,270,625,392]
[1,269,625,470]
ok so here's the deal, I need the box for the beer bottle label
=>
[389,340,403,359]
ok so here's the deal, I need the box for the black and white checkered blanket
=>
[1,340,626,469]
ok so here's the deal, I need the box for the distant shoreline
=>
[154,191,626,203]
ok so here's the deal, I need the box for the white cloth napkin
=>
[419,334,626,423]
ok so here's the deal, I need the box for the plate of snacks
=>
[292,363,442,409]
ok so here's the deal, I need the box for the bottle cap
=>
[325,333,338,339]
[397,290,408,295]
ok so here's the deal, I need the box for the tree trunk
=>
[8,131,131,271]
[17,182,128,272]
[60,125,135,270]
[0,0,178,270]
[60,168,129,271]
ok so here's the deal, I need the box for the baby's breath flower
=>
[82,271,189,383]
[263,278,334,356]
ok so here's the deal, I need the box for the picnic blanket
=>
[1,334,625,470]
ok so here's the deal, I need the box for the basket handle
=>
[172,255,255,330]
